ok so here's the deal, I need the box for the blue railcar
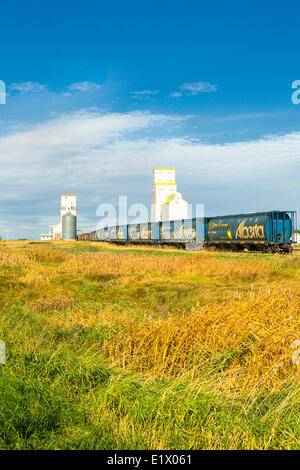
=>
[160,220,173,242]
[195,217,205,242]
[140,223,151,240]
[90,231,97,241]
[77,210,296,253]
[128,223,140,240]
[181,219,197,242]
[96,228,105,241]
[108,225,118,240]
[150,222,160,241]
[102,227,109,241]
[158,219,200,246]
[117,225,128,242]
[205,211,295,253]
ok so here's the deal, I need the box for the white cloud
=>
[169,91,183,98]
[67,81,102,93]
[170,81,217,97]
[7,80,102,97]
[9,82,47,94]
[211,112,278,122]
[180,81,217,94]
[131,90,159,99]
[0,110,299,238]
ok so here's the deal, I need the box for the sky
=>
[0,0,300,239]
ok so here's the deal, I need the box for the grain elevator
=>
[151,168,188,222]
[40,194,77,240]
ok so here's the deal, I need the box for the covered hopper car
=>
[205,211,295,253]
[78,210,296,253]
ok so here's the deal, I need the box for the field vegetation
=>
[0,241,299,449]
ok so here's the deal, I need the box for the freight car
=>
[205,211,295,253]
[78,210,296,253]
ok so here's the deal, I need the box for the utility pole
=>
[5,229,8,241]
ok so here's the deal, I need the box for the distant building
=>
[160,192,188,222]
[40,194,77,240]
[51,223,62,240]
[40,234,52,241]
[151,168,188,222]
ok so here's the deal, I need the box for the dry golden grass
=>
[106,287,300,391]
[45,304,136,330]
[26,248,66,263]
[0,247,66,265]
[0,248,35,266]
[18,267,54,287]
[26,295,75,313]
[57,251,270,281]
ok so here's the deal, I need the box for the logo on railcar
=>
[129,226,140,238]
[117,230,125,239]
[235,220,265,239]
[141,227,150,239]
[208,222,229,230]
[178,225,195,240]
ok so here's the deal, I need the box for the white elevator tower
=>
[51,194,76,239]
[61,194,77,218]
[152,168,188,222]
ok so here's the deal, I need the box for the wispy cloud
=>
[170,91,183,98]
[180,81,217,94]
[170,81,217,97]
[211,112,278,123]
[131,90,159,99]
[67,81,102,93]
[7,80,102,97]
[9,82,47,94]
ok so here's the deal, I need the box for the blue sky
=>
[0,0,300,238]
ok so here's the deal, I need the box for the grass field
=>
[0,240,299,450]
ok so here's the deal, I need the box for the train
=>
[78,210,297,253]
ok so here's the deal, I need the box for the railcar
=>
[205,211,295,253]
[77,210,296,253]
